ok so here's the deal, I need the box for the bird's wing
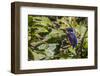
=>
[68,32,77,45]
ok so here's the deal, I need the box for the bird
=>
[66,28,77,48]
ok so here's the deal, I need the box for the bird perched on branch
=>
[66,28,77,48]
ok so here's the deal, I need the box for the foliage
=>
[28,15,88,60]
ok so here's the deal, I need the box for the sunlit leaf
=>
[37,44,48,50]
[32,51,46,60]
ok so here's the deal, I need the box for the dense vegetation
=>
[28,15,88,60]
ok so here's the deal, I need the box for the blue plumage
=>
[66,28,77,48]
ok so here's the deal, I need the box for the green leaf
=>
[47,43,58,51]
[35,27,49,33]
[32,51,46,60]
[37,44,48,50]
[28,16,33,26]
[32,16,53,27]
[28,36,31,41]
[68,47,76,55]
[28,48,34,60]
[46,29,66,39]
[83,38,88,49]
[45,43,58,57]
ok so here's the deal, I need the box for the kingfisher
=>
[66,28,77,48]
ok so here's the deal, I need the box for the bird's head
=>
[66,28,74,33]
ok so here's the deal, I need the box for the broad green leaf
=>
[32,51,46,60]
[45,43,58,57]
[37,44,48,50]
[45,29,66,39]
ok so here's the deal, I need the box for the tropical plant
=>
[28,15,88,60]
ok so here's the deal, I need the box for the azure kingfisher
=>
[66,28,78,48]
